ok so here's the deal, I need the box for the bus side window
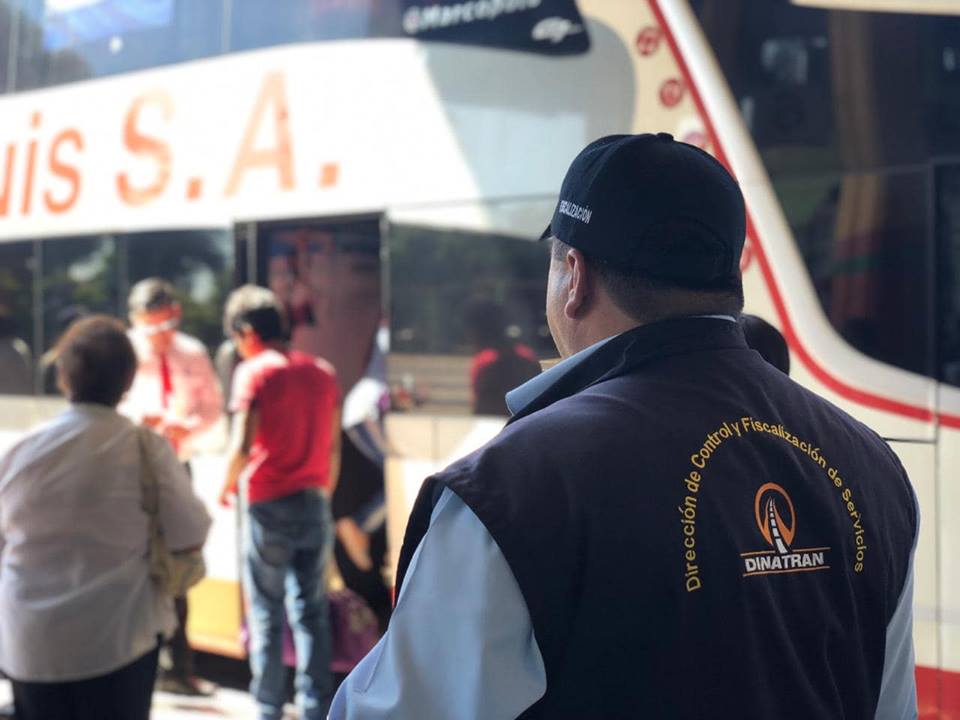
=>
[694,0,960,382]
[13,0,223,91]
[33,229,233,397]
[0,1,11,93]
[39,235,120,394]
[0,240,36,396]
[123,229,233,357]
[387,225,552,417]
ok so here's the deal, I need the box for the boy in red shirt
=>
[219,285,340,720]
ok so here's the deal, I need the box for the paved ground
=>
[0,654,306,719]
[0,681,300,719]
[154,687,269,719]
[0,680,289,719]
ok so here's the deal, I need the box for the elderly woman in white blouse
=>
[0,315,212,720]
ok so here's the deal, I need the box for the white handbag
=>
[137,428,206,597]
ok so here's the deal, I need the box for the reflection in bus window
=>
[7,0,589,93]
[40,235,118,393]
[124,229,233,353]
[228,0,587,56]
[693,0,960,379]
[259,220,381,398]
[0,1,12,92]
[465,299,540,416]
[0,241,35,394]
[789,169,933,375]
[15,0,222,90]
[229,0,399,51]
[35,230,233,395]
[388,226,551,416]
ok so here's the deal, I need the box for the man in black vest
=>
[330,134,919,719]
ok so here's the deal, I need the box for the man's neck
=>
[249,340,286,358]
[564,313,641,358]
[562,312,737,357]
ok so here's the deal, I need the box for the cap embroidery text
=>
[558,200,592,224]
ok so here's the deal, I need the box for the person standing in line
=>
[741,313,791,375]
[0,316,211,720]
[330,134,918,719]
[121,278,223,696]
[465,300,542,417]
[218,285,340,720]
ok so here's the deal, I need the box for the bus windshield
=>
[4,0,589,93]
[692,0,960,386]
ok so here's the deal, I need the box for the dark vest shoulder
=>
[395,320,917,720]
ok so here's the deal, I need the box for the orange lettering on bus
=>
[117,91,173,206]
[21,112,41,215]
[319,162,339,188]
[186,177,203,200]
[45,129,84,214]
[225,72,294,196]
[0,144,13,218]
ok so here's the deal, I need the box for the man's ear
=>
[563,248,593,320]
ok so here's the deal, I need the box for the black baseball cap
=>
[541,133,746,284]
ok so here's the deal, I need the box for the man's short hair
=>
[224,285,288,342]
[128,278,178,315]
[552,237,744,323]
[50,315,137,406]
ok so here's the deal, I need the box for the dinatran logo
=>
[741,483,831,577]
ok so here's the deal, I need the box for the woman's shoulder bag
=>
[137,427,206,598]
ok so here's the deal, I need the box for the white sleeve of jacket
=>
[874,487,920,720]
[329,488,546,720]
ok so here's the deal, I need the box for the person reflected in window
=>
[741,313,790,375]
[466,300,541,416]
[0,306,32,395]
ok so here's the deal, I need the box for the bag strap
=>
[136,427,162,544]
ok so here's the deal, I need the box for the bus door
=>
[191,216,385,656]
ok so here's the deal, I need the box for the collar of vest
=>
[507,316,747,424]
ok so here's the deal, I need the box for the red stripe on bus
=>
[647,0,960,429]
[916,664,960,719]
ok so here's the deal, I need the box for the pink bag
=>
[241,588,379,673]
[328,588,380,673]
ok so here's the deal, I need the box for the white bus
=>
[0,0,956,715]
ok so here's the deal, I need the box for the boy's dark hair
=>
[50,315,137,406]
[128,278,178,315]
[552,238,744,323]
[224,285,288,342]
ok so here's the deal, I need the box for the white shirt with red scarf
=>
[121,330,223,460]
